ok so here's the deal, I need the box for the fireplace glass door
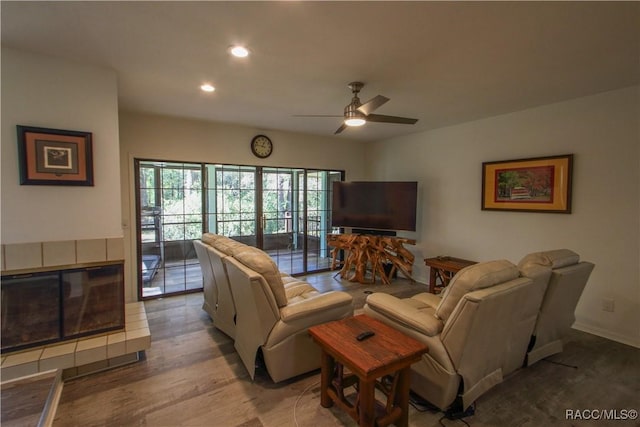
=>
[1,271,61,351]
[62,265,125,338]
[1,263,125,353]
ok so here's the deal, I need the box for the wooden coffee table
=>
[308,314,428,427]
[424,256,477,293]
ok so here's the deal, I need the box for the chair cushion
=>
[211,236,245,255]
[233,246,287,307]
[284,282,321,304]
[366,293,443,336]
[435,260,519,322]
[202,233,222,246]
[518,249,579,269]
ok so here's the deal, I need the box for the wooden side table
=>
[308,314,428,427]
[424,256,477,293]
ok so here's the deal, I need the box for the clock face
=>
[251,135,273,158]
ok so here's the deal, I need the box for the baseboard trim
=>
[572,322,640,349]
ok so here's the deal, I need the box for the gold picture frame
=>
[482,154,573,213]
[17,125,94,186]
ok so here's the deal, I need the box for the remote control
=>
[356,331,375,341]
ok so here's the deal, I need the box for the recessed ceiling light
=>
[200,84,215,92]
[230,45,250,58]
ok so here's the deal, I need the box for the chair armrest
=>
[280,291,353,323]
[365,293,443,337]
[267,292,353,346]
[411,292,442,309]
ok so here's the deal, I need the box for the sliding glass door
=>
[136,160,343,299]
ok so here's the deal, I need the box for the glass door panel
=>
[207,165,258,246]
[303,170,343,271]
[263,168,302,274]
[136,160,203,299]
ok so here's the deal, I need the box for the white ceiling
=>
[2,1,639,142]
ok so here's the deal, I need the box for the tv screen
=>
[331,181,417,231]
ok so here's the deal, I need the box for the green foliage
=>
[140,162,338,241]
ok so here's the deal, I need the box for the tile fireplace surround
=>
[1,302,150,382]
[1,237,151,381]
[1,237,125,271]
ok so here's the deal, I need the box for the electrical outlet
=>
[602,298,615,312]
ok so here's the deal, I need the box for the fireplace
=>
[1,263,124,353]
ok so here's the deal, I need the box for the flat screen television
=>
[331,181,417,232]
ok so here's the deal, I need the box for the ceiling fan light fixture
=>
[295,82,417,134]
[200,83,215,92]
[344,101,366,127]
[345,117,366,127]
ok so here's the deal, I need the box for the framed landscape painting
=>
[17,125,94,186]
[482,154,573,213]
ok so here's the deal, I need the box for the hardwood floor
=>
[52,272,640,426]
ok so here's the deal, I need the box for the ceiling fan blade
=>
[366,114,418,125]
[292,114,343,118]
[357,95,389,115]
[334,123,347,134]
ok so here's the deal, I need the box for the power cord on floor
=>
[409,389,475,426]
[542,358,578,369]
[293,379,320,427]
[439,402,476,426]
[439,414,472,426]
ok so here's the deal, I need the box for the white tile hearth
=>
[39,342,76,372]
[107,332,127,359]
[75,336,108,366]
[0,302,150,383]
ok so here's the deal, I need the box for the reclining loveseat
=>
[195,233,354,382]
[363,248,594,412]
[518,249,595,366]
[363,260,543,412]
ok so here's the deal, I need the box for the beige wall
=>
[4,47,637,348]
[118,111,368,301]
[1,48,123,252]
[368,86,640,347]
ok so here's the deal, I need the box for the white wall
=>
[368,86,640,347]
[6,48,635,347]
[1,47,122,242]
[118,111,368,301]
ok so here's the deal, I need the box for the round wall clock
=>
[250,135,273,158]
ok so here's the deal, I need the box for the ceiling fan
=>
[294,82,418,134]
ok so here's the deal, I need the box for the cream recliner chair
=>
[198,233,246,339]
[194,240,217,320]
[518,249,595,366]
[364,260,541,412]
[223,246,354,382]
